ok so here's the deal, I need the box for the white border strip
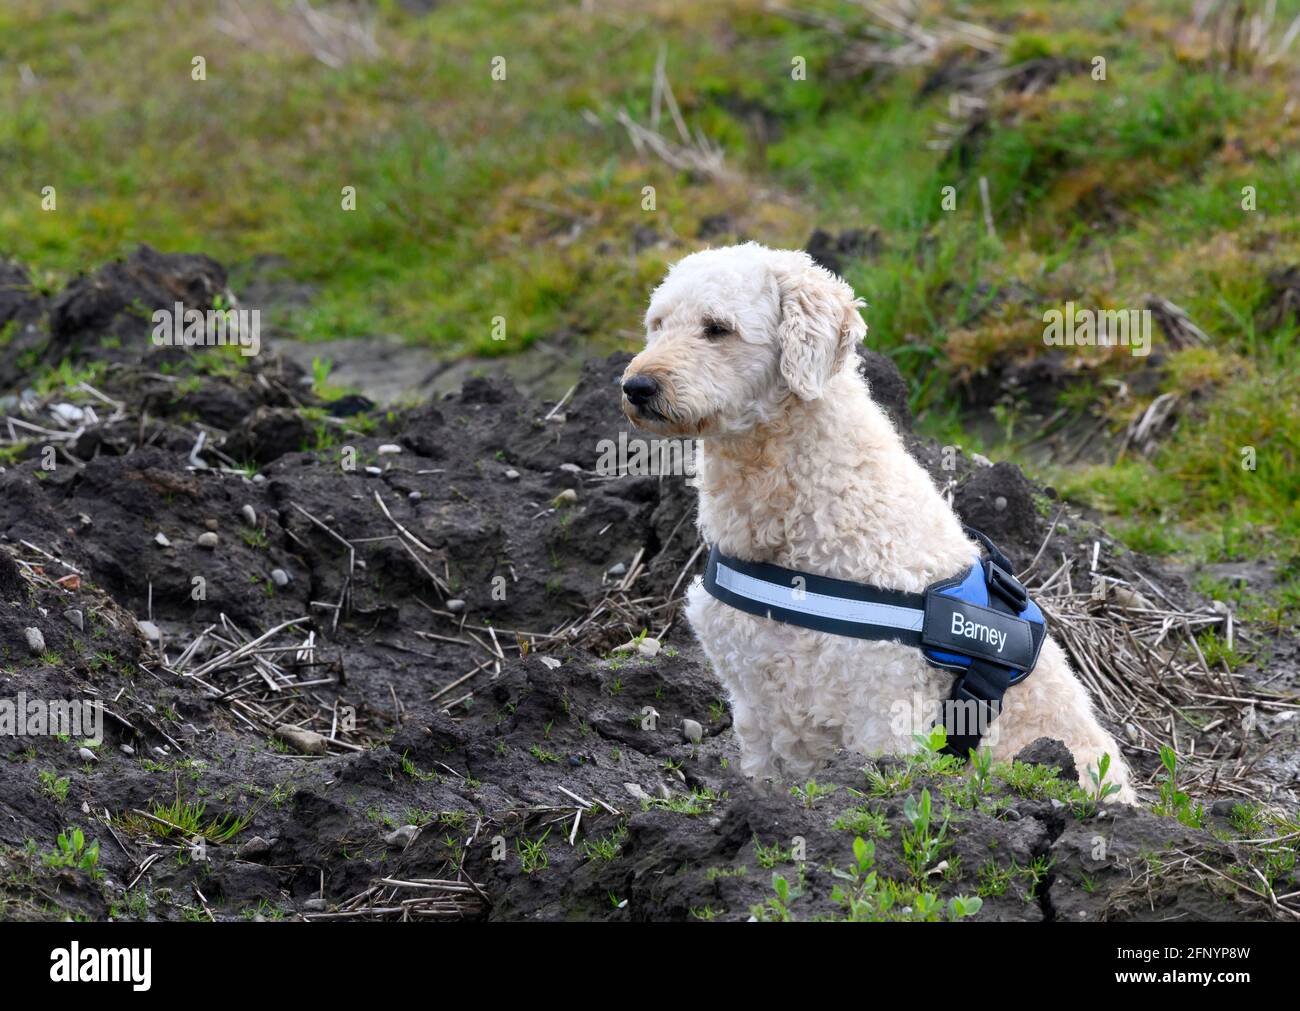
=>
[713,561,925,631]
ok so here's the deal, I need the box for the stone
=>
[23,627,45,655]
[682,719,703,745]
[64,608,84,631]
[137,620,161,643]
[446,599,466,613]
[377,444,402,455]
[197,532,219,549]
[384,825,419,848]
[270,568,291,588]
[238,835,273,858]
[154,531,171,547]
[275,724,328,755]
[240,504,257,526]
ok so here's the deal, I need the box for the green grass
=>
[3,0,1298,564]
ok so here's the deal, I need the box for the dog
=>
[621,242,1134,803]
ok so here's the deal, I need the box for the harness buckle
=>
[984,560,1028,613]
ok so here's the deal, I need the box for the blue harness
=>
[702,527,1045,757]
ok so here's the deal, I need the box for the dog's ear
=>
[772,253,867,401]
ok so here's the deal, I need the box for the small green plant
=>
[43,826,101,876]
[39,770,70,803]
[821,837,981,922]
[901,788,950,880]
[517,827,551,874]
[1074,753,1122,817]
[753,835,794,869]
[831,804,891,839]
[581,825,626,863]
[1153,745,1205,828]
[790,779,837,809]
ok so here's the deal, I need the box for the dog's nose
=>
[622,374,659,406]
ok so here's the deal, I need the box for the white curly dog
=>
[621,242,1133,802]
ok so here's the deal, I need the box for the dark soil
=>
[0,247,1292,923]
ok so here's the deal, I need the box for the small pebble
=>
[446,599,466,613]
[275,724,328,755]
[408,491,422,502]
[504,469,520,480]
[23,627,45,655]
[559,463,582,474]
[64,608,84,631]
[302,898,327,912]
[384,825,419,848]
[682,719,703,745]
[78,747,98,763]
[994,496,1007,511]
[656,783,671,800]
[50,403,85,425]
[137,620,161,643]
[120,745,134,756]
[252,473,266,484]
[154,531,171,547]
[606,562,627,577]
[270,568,291,588]
[364,466,383,476]
[624,782,650,802]
[377,444,402,455]
[637,637,661,658]
[552,488,577,507]
[204,518,219,531]
[197,532,219,549]
[240,504,257,526]
[238,835,272,858]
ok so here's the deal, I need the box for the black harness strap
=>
[938,528,1028,759]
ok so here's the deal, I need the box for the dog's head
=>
[620,242,867,437]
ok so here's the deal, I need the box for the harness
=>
[702,527,1045,758]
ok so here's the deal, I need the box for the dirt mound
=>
[0,249,1290,922]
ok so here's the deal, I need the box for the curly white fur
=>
[623,242,1134,803]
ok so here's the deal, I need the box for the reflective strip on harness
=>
[711,557,926,634]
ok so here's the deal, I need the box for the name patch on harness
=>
[922,596,1034,670]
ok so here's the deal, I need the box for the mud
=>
[0,246,1292,922]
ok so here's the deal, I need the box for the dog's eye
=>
[701,319,731,340]
[649,317,663,332]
